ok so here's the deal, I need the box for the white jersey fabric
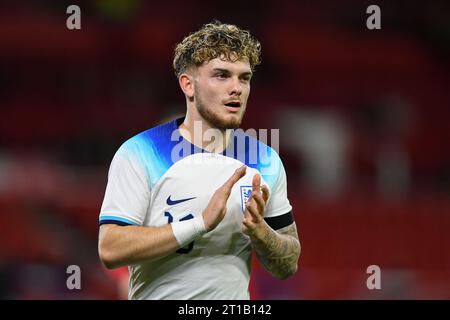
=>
[99,117,293,300]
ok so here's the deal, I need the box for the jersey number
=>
[165,212,194,254]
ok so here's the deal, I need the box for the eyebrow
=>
[212,68,253,77]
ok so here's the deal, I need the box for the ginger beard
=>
[193,83,247,130]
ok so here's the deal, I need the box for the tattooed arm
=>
[249,222,300,279]
[242,174,301,280]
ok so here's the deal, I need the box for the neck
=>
[180,114,232,154]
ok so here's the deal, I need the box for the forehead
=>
[198,57,251,74]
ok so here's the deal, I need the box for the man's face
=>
[192,57,252,130]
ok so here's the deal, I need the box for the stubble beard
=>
[194,88,245,131]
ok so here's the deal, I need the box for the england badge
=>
[240,186,253,213]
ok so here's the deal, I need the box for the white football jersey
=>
[99,117,293,300]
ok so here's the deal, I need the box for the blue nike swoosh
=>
[167,196,196,206]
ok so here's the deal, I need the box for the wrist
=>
[248,222,270,243]
[171,216,207,247]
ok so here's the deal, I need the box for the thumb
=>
[252,173,261,195]
[221,165,247,197]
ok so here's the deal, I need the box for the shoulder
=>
[110,118,181,185]
[115,118,178,159]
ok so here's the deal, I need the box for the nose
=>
[229,76,242,97]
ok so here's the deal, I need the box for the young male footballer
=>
[98,21,300,299]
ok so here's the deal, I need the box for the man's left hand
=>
[242,174,270,239]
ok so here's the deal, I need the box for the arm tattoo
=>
[251,222,301,280]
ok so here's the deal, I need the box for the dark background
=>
[0,0,449,299]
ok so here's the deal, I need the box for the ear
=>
[179,73,195,100]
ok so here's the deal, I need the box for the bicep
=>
[264,157,292,219]
[99,146,150,226]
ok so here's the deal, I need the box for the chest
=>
[146,154,262,227]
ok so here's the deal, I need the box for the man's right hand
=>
[202,165,247,232]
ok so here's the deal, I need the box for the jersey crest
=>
[240,186,252,213]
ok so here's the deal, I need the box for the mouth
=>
[224,101,241,112]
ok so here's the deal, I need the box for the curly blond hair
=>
[173,21,261,77]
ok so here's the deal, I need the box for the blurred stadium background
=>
[0,0,449,299]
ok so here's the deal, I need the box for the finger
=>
[244,198,255,221]
[243,217,256,231]
[252,192,266,215]
[244,204,252,220]
[252,174,261,195]
[261,185,270,203]
[246,200,262,223]
[221,165,246,196]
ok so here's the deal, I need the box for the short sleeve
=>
[264,157,293,219]
[99,144,150,226]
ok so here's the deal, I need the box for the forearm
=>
[97,166,246,270]
[98,224,180,269]
[250,223,300,280]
